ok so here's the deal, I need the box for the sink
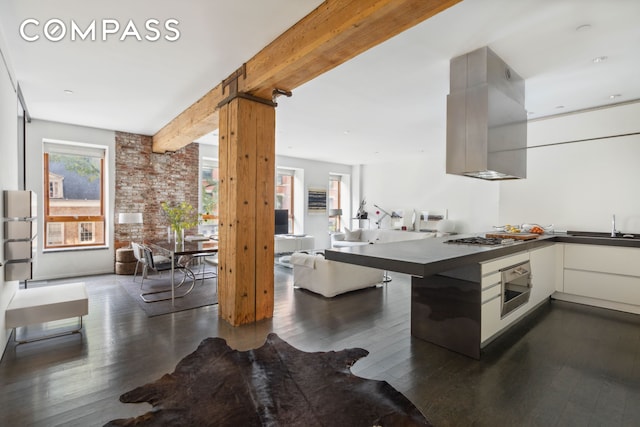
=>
[567,231,639,240]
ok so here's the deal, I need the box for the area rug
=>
[117,269,217,317]
[105,333,431,426]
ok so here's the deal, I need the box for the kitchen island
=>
[326,232,640,359]
[325,233,558,359]
[325,233,556,277]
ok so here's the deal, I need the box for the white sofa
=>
[290,252,384,297]
[331,228,435,248]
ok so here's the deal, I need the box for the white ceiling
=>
[1,0,639,166]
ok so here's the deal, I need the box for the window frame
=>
[78,222,95,243]
[276,169,295,234]
[46,222,65,246]
[328,174,342,232]
[200,157,219,235]
[43,143,107,250]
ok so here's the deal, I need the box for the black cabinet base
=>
[411,274,481,359]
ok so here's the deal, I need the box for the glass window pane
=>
[44,146,105,249]
[201,160,219,236]
[48,154,102,217]
[275,171,294,233]
[328,176,341,232]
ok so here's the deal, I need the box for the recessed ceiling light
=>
[576,24,592,32]
[609,94,622,99]
[527,111,535,115]
[343,130,350,135]
[592,56,608,63]
[63,89,74,95]
[555,105,565,109]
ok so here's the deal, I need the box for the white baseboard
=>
[552,292,640,315]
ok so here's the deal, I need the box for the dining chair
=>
[140,245,196,302]
[189,253,218,286]
[130,242,146,282]
[131,242,172,287]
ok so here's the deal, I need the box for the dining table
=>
[145,237,218,305]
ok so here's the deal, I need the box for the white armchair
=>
[290,252,383,297]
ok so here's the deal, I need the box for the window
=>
[328,175,341,232]
[43,141,106,249]
[49,174,64,198]
[200,157,219,236]
[46,222,65,246]
[276,169,295,233]
[79,222,95,243]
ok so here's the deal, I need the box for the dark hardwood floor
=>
[1,267,640,426]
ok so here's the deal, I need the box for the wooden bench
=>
[5,282,89,345]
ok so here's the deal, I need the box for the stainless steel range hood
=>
[446,47,527,180]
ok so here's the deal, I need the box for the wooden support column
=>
[218,95,275,326]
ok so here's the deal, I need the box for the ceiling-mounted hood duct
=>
[446,46,527,180]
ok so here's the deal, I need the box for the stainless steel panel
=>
[5,220,33,240]
[500,261,531,318]
[446,46,526,180]
[5,240,32,260]
[3,190,35,218]
[465,84,489,173]
[486,48,525,105]
[449,54,468,92]
[502,287,530,317]
[5,261,32,281]
[446,91,467,174]
[465,46,488,88]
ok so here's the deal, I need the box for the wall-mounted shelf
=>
[3,190,37,281]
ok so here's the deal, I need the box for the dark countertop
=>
[324,232,640,278]
[555,231,640,248]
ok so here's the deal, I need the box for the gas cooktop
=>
[444,237,504,246]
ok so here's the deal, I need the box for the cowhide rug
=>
[105,333,431,426]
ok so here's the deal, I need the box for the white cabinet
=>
[479,244,558,345]
[481,297,501,343]
[564,270,640,305]
[480,251,529,345]
[563,244,640,306]
[564,244,640,276]
[529,243,559,306]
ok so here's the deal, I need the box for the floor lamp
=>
[118,212,143,247]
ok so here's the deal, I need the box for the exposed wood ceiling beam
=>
[152,0,461,153]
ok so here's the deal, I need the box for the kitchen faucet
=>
[611,214,618,237]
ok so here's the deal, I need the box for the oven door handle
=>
[513,267,529,276]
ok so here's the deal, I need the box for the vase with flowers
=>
[161,201,200,245]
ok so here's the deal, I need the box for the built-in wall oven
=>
[500,261,531,318]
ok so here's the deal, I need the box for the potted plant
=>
[161,201,200,244]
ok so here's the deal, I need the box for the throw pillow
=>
[343,227,361,242]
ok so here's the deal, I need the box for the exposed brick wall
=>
[115,132,199,246]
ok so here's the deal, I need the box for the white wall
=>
[277,155,352,248]
[0,30,19,355]
[361,144,500,234]
[26,120,116,280]
[499,102,640,233]
[199,144,353,249]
